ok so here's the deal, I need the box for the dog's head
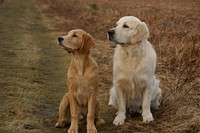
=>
[107,16,149,45]
[58,29,95,54]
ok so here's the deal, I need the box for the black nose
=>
[58,37,64,43]
[107,29,115,41]
[108,29,115,36]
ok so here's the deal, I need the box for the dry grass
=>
[36,0,200,132]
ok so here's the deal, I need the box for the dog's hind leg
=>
[94,100,105,126]
[108,87,118,109]
[55,93,70,128]
[151,79,162,109]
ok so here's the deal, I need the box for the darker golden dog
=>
[55,29,104,133]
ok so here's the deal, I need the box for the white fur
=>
[108,16,161,126]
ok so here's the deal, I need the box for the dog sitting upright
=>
[55,29,104,133]
[107,16,162,126]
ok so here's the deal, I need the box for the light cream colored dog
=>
[107,16,161,126]
[56,29,104,133]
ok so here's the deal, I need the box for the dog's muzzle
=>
[58,36,64,45]
[107,29,115,41]
[57,37,72,53]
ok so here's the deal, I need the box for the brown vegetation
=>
[36,0,200,132]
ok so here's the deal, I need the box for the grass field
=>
[0,0,200,133]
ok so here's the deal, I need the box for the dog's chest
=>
[76,87,90,105]
[72,77,93,105]
[114,47,142,74]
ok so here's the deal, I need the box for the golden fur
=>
[55,29,104,133]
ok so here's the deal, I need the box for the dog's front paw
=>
[87,127,97,133]
[142,112,154,123]
[68,128,78,133]
[113,112,126,126]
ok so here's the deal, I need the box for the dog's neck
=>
[72,52,90,76]
[120,40,142,49]
[118,40,145,57]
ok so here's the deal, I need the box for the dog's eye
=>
[72,34,77,37]
[123,24,129,28]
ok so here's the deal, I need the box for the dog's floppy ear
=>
[79,32,95,53]
[130,22,149,43]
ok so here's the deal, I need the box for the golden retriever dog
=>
[107,16,162,126]
[55,29,104,133]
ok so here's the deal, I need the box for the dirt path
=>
[0,0,68,132]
